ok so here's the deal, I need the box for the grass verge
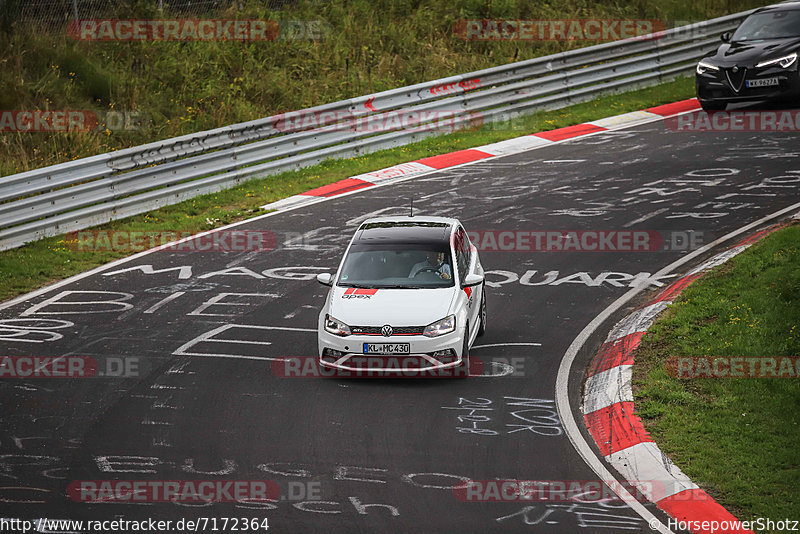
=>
[633,223,800,527]
[0,76,695,303]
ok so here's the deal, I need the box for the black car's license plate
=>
[363,343,411,355]
[746,78,779,88]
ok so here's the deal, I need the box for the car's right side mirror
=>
[316,273,333,286]
[462,273,484,287]
[720,32,732,43]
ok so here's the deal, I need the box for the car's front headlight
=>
[756,52,797,69]
[423,315,456,338]
[324,315,351,336]
[696,60,720,75]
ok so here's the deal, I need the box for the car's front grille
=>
[350,326,425,336]
[725,67,747,93]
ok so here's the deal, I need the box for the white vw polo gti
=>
[316,216,486,374]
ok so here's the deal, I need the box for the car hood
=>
[708,37,800,66]
[328,286,457,327]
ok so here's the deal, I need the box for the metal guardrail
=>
[0,10,752,250]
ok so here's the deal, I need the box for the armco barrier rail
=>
[0,11,751,251]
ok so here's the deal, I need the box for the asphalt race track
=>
[1,113,799,533]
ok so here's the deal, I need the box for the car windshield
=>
[731,10,800,41]
[337,242,455,289]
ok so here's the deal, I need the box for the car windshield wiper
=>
[338,283,378,289]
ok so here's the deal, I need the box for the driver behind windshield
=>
[409,251,452,280]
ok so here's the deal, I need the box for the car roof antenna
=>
[409,198,414,217]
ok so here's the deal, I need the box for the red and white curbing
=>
[583,222,789,534]
[261,99,701,211]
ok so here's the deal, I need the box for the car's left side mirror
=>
[462,273,484,287]
[316,273,333,286]
[720,32,731,43]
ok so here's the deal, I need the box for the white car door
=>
[454,226,481,341]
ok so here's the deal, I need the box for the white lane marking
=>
[556,199,800,534]
[187,292,278,317]
[474,361,515,378]
[143,291,186,314]
[471,343,542,349]
[141,419,173,426]
[20,290,134,316]
[152,398,177,409]
[103,264,193,279]
[172,324,316,361]
[183,353,281,361]
[622,208,669,227]
[166,360,190,374]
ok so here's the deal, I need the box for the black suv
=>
[695,2,800,111]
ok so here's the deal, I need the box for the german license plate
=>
[363,343,410,355]
[746,78,779,88]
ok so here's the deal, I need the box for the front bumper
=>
[696,64,800,105]
[317,328,465,372]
